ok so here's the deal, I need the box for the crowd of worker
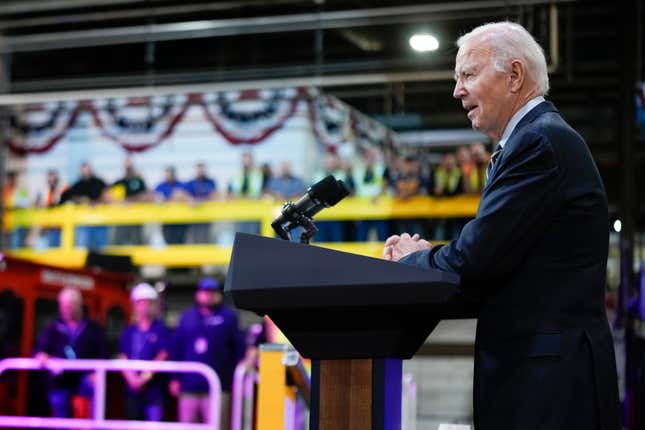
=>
[4,143,491,248]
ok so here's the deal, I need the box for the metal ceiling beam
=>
[0,0,574,53]
[8,56,454,92]
[0,3,564,105]
[337,29,383,52]
[0,0,304,31]
[0,69,455,106]
[0,0,163,15]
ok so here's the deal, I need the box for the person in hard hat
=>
[169,277,245,428]
[119,283,171,422]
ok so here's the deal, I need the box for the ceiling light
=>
[409,34,439,52]
[613,219,622,233]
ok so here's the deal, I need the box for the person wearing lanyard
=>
[119,283,171,422]
[35,287,107,419]
[169,277,245,428]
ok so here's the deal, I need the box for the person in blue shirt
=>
[119,283,171,422]
[154,166,189,244]
[184,163,217,243]
[154,166,188,201]
[266,161,305,201]
[184,163,217,200]
[169,277,244,428]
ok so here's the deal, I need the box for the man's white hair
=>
[59,287,82,304]
[457,22,549,95]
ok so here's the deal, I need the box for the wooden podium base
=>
[310,358,402,430]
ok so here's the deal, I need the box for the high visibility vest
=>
[460,163,481,193]
[229,169,264,198]
[353,163,385,198]
[434,167,462,195]
[45,186,63,206]
[3,184,29,208]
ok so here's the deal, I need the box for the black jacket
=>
[401,102,621,430]
[35,318,107,390]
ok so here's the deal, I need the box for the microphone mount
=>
[272,201,319,244]
[271,175,349,244]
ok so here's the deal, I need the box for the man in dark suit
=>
[383,22,621,430]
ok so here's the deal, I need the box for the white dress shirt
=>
[498,96,545,148]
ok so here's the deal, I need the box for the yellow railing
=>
[4,195,480,269]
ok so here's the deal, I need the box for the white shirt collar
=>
[498,96,545,148]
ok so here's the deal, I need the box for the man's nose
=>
[453,80,465,99]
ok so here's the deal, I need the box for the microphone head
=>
[309,175,350,207]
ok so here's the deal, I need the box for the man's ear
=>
[508,60,525,93]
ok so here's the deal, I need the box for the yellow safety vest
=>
[229,169,264,198]
[353,163,385,198]
[434,167,462,194]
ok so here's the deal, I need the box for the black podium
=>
[225,233,475,430]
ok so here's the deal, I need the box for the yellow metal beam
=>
[6,242,396,269]
[4,196,477,268]
[257,345,289,430]
[5,196,479,228]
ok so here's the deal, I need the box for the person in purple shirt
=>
[119,283,171,422]
[169,278,244,429]
[184,163,217,243]
[154,166,189,244]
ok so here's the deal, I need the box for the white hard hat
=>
[130,283,158,301]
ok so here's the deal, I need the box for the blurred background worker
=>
[119,283,171,422]
[112,157,150,245]
[184,162,218,244]
[60,162,110,250]
[353,146,389,241]
[169,277,245,428]
[34,287,107,419]
[154,166,190,244]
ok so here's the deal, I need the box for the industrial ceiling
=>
[0,0,642,224]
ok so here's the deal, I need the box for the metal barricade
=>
[402,373,418,430]
[231,362,258,430]
[0,357,222,430]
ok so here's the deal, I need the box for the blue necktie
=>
[485,143,503,184]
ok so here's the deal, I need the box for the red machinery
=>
[0,254,131,417]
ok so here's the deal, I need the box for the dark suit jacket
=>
[34,318,107,391]
[401,101,621,430]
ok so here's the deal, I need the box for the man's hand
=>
[35,352,49,365]
[169,380,181,397]
[123,370,148,392]
[126,374,146,392]
[382,232,432,262]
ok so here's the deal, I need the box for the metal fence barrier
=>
[402,372,418,430]
[231,362,259,430]
[0,357,221,430]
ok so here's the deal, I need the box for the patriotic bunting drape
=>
[5,87,396,156]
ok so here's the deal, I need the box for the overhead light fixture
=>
[409,33,439,52]
[613,219,622,233]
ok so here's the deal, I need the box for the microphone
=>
[272,175,350,241]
